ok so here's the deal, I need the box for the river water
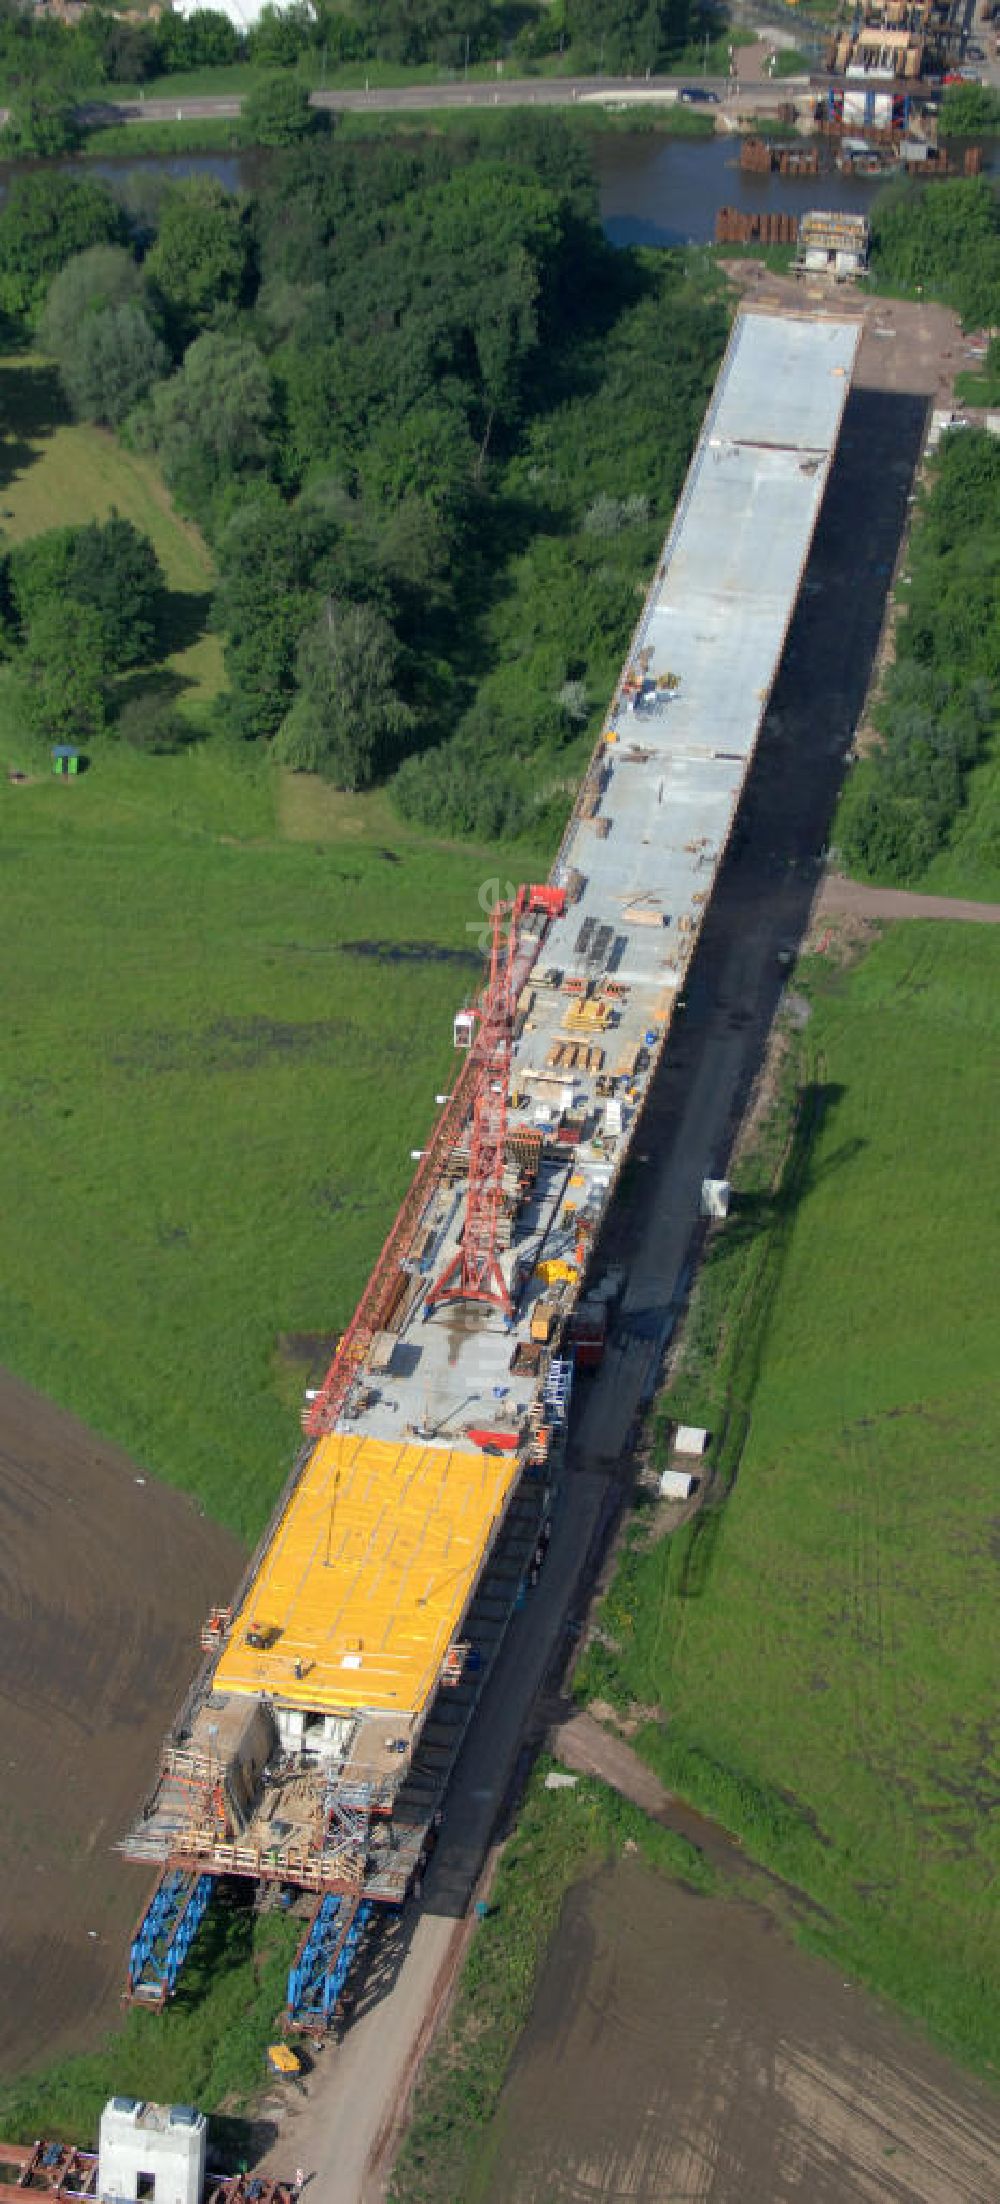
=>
[1,129,996,246]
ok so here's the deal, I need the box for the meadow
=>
[1,768,545,1538]
[578,923,1000,2070]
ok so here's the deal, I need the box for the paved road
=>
[85,72,798,127]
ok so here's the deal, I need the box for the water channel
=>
[0,128,996,246]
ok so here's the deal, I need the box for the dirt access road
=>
[481,1855,1000,2203]
[0,1366,242,2075]
[818,875,1000,926]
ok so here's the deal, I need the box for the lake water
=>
[2,129,996,248]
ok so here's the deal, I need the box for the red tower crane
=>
[426,888,524,1315]
[303,881,565,1435]
[427,882,565,1318]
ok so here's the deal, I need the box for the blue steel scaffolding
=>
[127,1869,215,2005]
[542,1356,574,1425]
[285,1895,373,2032]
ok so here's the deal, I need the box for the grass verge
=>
[80,100,718,157]
[576,923,1000,2076]
[82,116,246,156]
[0,1896,299,2150]
[389,1763,714,2204]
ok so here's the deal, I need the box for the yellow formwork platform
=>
[214,1433,521,1720]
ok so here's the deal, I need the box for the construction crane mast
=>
[303,882,564,1435]
[428,882,564,1317]
[427,887,526,1316]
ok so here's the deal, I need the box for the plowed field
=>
[0,1368,242,2075]
[482,1857,1000,2203]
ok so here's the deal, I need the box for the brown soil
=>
[482,1856,1000,2203]
[0,1366,243,2076]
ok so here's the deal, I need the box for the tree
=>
[249,2,315,67]
[358,403,476,525]
[69,517,165,670]
[60,304,169,428]
[870,177,1000,329]
[140,331,275,518]
[40,245,141,359]
[10,517,164,669]
[158,7,242,69]
[565,0,693,71]
[24,600,106,743]
[7,94,81,157]
[144,178,251,350]
[274,598,414,788]
[39,249,168,424]
[116,691,192,753]
[83,10,162,81]
[349,0,496,66]
[216,488,323,739]
[939,83,1000,136]
[0,174,126,328]
[243,73,316,145]
[9,530,77,636]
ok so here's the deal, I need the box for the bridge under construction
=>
[121,307,860,2032]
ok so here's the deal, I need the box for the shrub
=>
[116,692,193,753]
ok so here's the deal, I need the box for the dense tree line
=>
[869,176,1000,330]
[0,0,705,101]
[0,125,725,827]
[837,430,1000,881]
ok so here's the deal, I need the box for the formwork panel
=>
[213,1435,520,1720]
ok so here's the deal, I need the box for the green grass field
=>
[578,923,1000,2071]
[0,356,224,723]
[1,779,544,1537]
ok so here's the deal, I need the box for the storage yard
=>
[119,308,861,2035]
